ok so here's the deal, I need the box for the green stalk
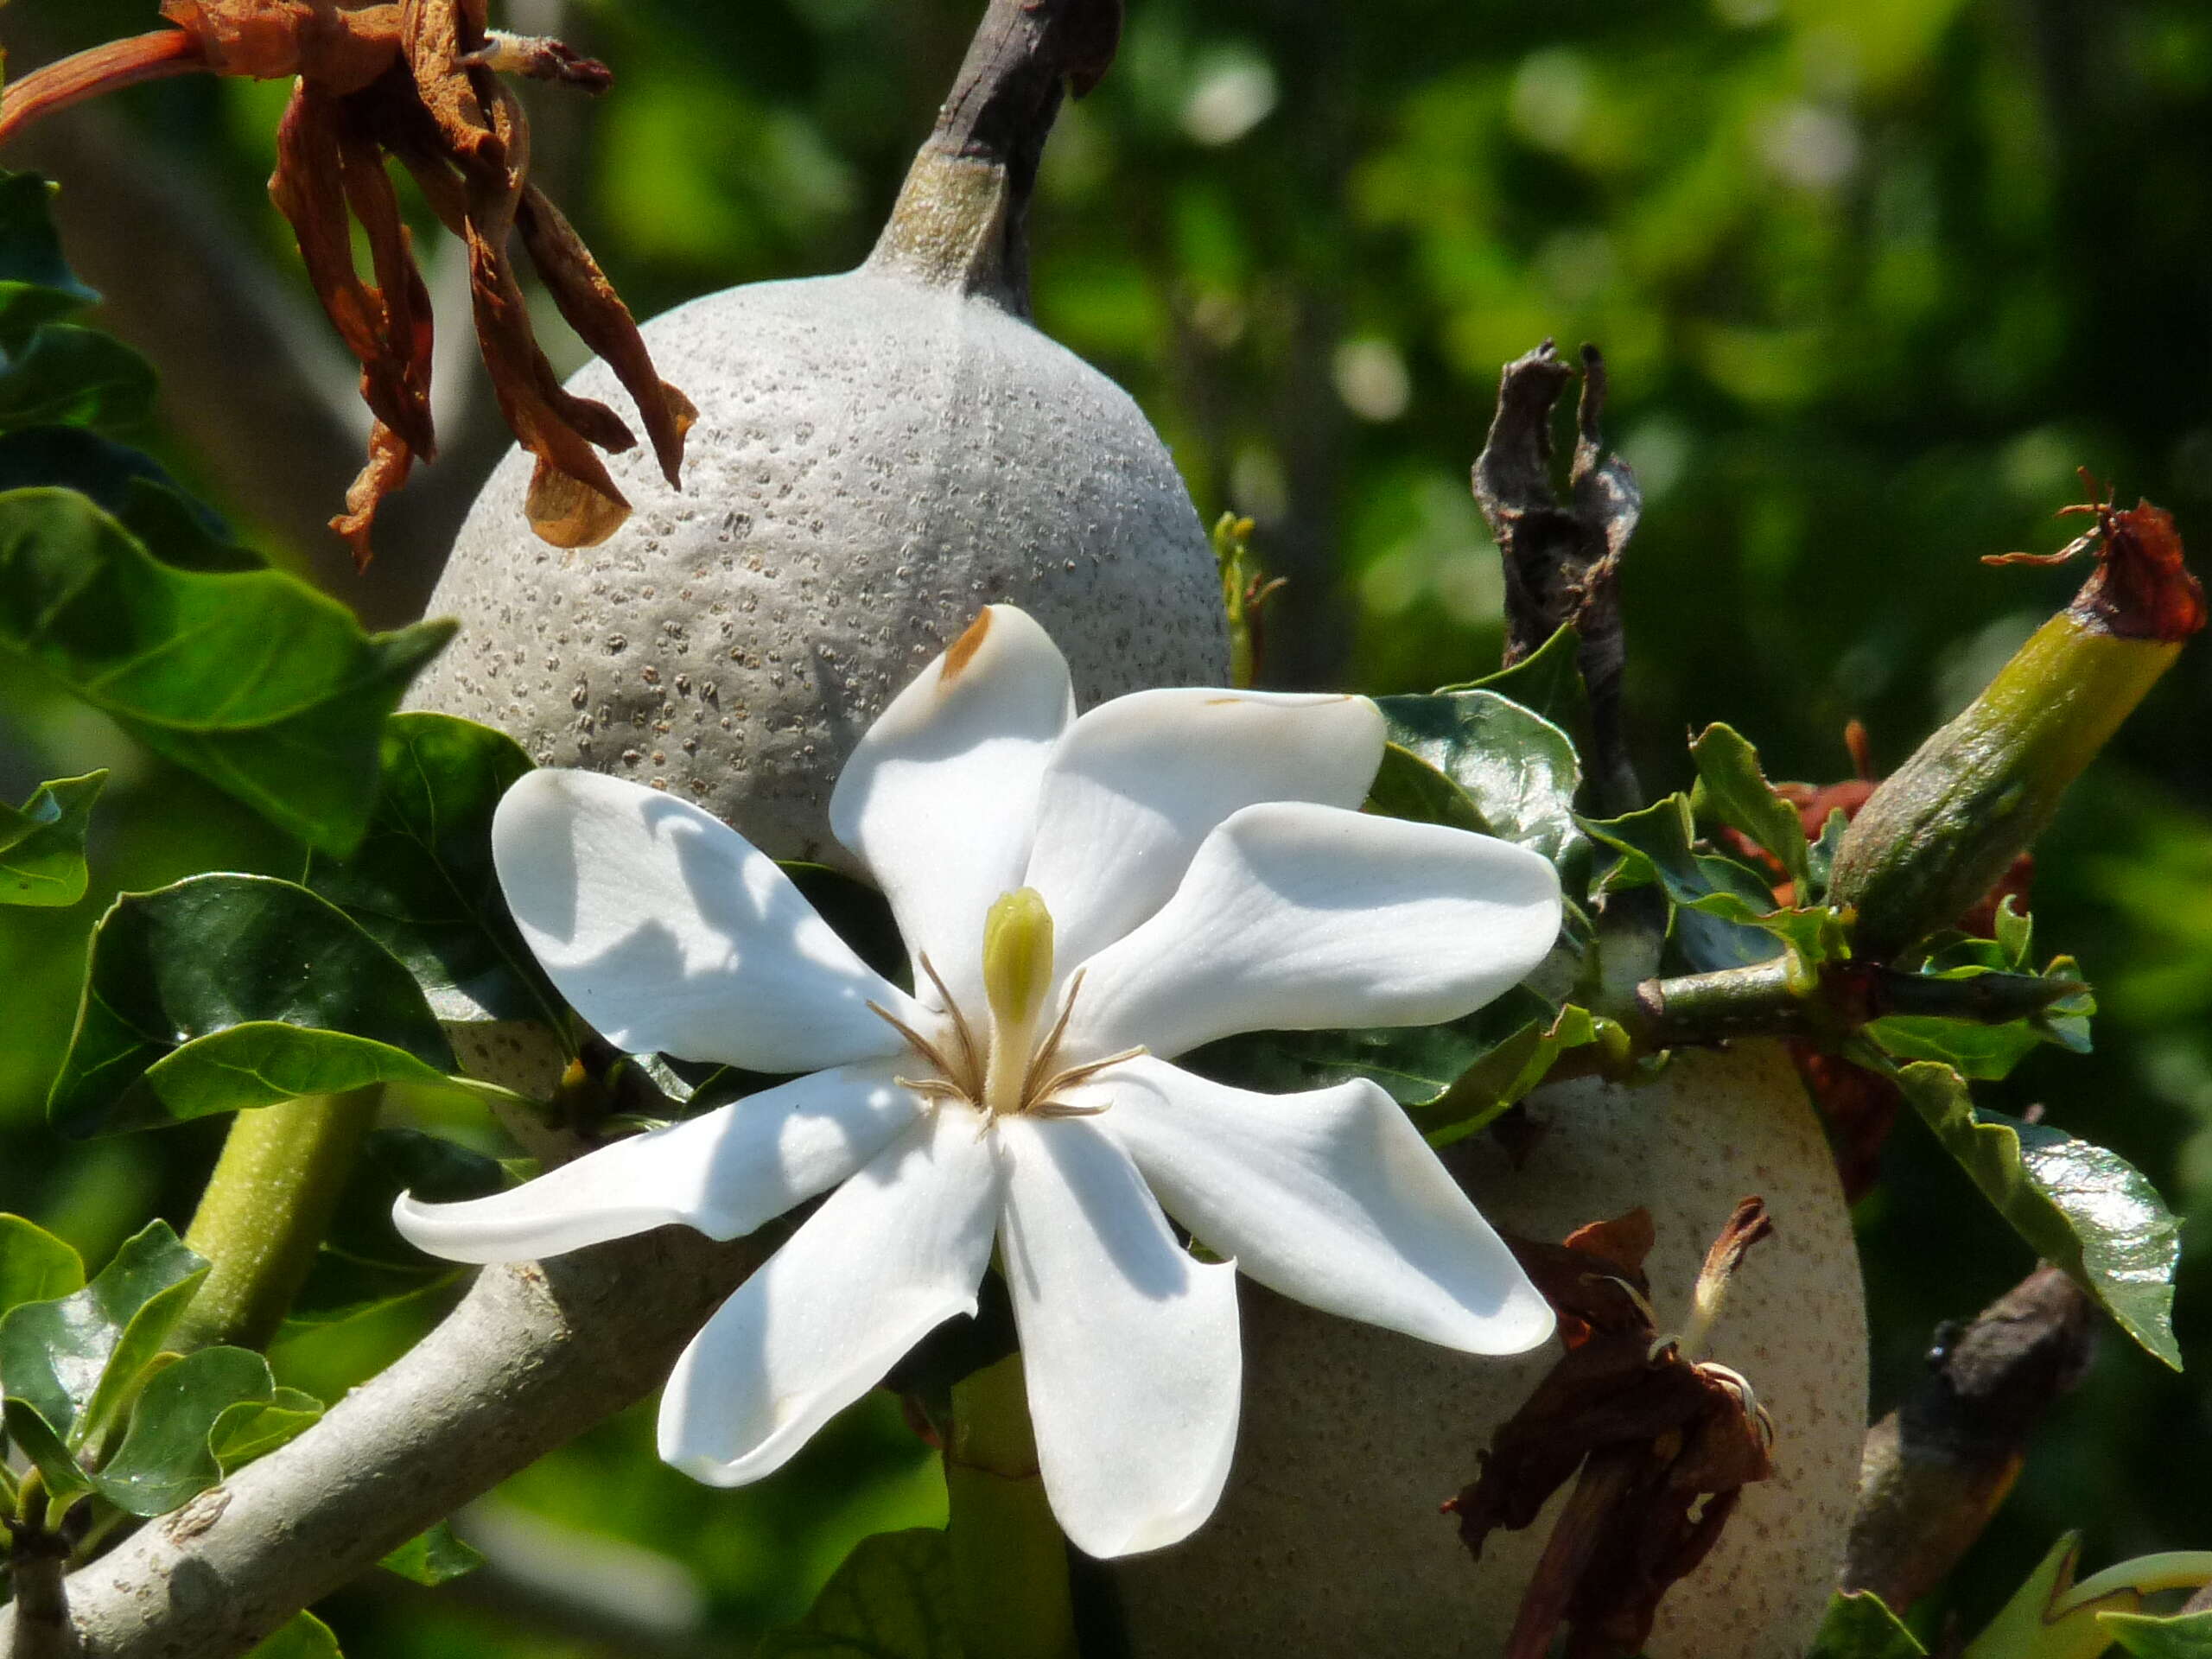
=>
[945,1354,1077,1659]
[167,1088,382,1354]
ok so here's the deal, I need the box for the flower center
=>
[868,887,1144,1125]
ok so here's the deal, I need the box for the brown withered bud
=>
[1446,1200,1779,1659]
[0,0,691,568]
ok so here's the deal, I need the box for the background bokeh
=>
[2,0,2209,1649]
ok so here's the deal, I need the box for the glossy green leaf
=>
[1365,740,1484,835]
[1585,794,1787,973]
[1959,1534,2157,1659]
[1808,1592,1929,1658]
[756,1528,964,1659]
[0,1213,85,1315]
[0,1219,207,1444]
[0,770,105,906]
[0,430,257,569]
[0,324,156,432]
[0,487,453,855]
[48,874,458,1136]
[380,1521,486,1587]
[288,1128,508,1327]
[3,1396,93,1509]
[1898,1064,2181,1369]
[213,1386,325,1471]
[0,172,99,347]
[93,1344,275,1516]
[1415,1001,1619,1147]
[1376,689,1586,872]
[306,714,561,1025]
[1447,623,1587,729]
[243,1611,344,1659]
[1690,721,1811,895]
[2106,1611,2212,1657]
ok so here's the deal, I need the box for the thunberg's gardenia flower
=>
[396,604,1563,1557]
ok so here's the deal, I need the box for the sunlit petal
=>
[393,1061,921,1264]
[1072,801,1563,1060]
[658,1103,1001,1485]
[829,606,1075,1010]
[1023,689,1384,970]
[1101,1055,1552,1353]
[494,769,913,1071]
[997,1116,1241,1558]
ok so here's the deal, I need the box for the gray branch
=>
[0,1227,767,1659]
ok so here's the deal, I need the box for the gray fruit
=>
[409,3,1227,868]
[1110,1041,1868,1659]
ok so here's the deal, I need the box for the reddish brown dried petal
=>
[0,30,207,147]
[158,0,399,92]
[333,419,416,571]
[517,186,695,487]
[399,0,502,166]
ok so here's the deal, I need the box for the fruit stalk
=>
[869,0,1123,308]
[1830,497,2202,960]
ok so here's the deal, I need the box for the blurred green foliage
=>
[3,0,2210,1650]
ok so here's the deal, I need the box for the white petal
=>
[1072,802,1563,1060]
[828,606,1074,1010]
[1023,689,1385,971]
[658,1103,1001,1486]
[1102,1055,1553,1354]
[997,1116,1241,1559]
[494,770,912,1072]
[392,1061,921,1265]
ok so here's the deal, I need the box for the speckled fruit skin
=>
[407,269,1229,869]
[1111,1040,1867,1658]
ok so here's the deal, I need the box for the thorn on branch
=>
[1473,340,1645,814]
[1840,1264,2095,1614]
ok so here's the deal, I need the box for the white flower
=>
[395,605,1562,1558]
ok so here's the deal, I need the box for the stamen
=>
[867,1000,962,1083]
[1026,967,1087,1084]
[917,954,983,1090]
[1027,1046,1147,1110]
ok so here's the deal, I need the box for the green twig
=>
[168,1087,382,1354]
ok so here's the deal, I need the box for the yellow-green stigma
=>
[868,888,1143,1127]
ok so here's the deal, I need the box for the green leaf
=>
[243,1611,344,1659]
[306,714,562,1025]
[2106,1611,2212,1657]
[288,1128,508,1327]
[0,1219,207,1444]
[0,324,156,433]
[757,1529,965,1659]
[0,1213,85,1315]
[0,770,105,906]
[1365,741,1484,835]
[1897,1064,2181,1369]
[1808,1591,1929,1658]
[0,173,99,347]
[380,1521,486,1587]
[92,1344,275,1516]
[212,1386,325,1471]
[1447,624,1587,729]
[48,874,458,1136]
[1585,794,1788,973]
[0,487,453,855]
[0,430,257,570]
[1690,721,1811,895]
[1376,689,1587,873]
[3,1396,94,1510]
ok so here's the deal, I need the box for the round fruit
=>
[408,0,1227,870]
[1109,1040,1867,1658]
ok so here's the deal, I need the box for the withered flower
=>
[1447,1200,1778,1659]
[0,0,694,567]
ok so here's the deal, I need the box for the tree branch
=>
[0,1227,769,1659]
